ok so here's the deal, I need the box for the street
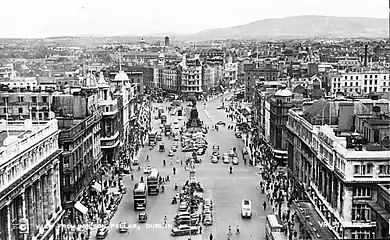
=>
[102,92,272,240]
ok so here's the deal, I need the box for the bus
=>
[133,182,147,210]
[147,169,159,195]
[164,123,171,136]
[149,130,157,146]
[161,114,167,124]
[158,107,164,118]
[265,214,283,240]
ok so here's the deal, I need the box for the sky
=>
[1,0,388,38]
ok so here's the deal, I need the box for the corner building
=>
[0,119,63,240]
[287,99,390,239]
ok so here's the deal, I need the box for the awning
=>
[91,182,102,192]
[74,201,88,215]
[273,149,288,155]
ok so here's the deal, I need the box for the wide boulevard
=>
[102,92,272,240]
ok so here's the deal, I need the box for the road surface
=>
[101,93,272,240]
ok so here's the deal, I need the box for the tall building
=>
[52,82,103,224]
[287,98,390,239]
[244,63,279,101]
[164,36,170,47]
[0,119,63,240]
[180,56,203,99]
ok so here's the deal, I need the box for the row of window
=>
[352,187,371,197]
[354,164,390,176]
[336,74,387,81]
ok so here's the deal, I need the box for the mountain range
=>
[190,15,389,39]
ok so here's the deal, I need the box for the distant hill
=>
[192,15,389,39]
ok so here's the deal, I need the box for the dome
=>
[275,89,293,97]
[114,71,129,81]
[97,72,109,87]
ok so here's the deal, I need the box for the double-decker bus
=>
[161,113,167,124]
[146,169,159,195]
[133,182,147,210]
[149,130,157,146]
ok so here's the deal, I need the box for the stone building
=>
[287,98,390,239]
[0,119,63,240]
[52,83,103,224]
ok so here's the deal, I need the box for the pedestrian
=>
[173,167,176,175]
[209,233,213,240]
[263,201,267,210]
[164,216,168,226]
[199,225,202,234]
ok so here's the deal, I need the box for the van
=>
[241,199,252,218]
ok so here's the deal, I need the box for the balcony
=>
[101,131,121,149]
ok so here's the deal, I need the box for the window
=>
[18,96,24,102]
[2,97,9,103]
[364,75,367,78]
[354,164,372,175]
[356,82,358,86]
[345,76,348,80]
[356,76,358,80]
[32,96,37,103]
[353,187,371,197]
[375,75,377,78]
[369,80,372,85]
[379,165,390,175]
[370,75,372,78]
[364,80,367,85]
[351,230,374,239]
[63,157,70,167]
[18,108,23,114]
[352,204,370,221]
[385,75,387,80]
[350,76,353,80]
[42,96,47,103]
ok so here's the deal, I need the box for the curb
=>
[204,110,211,119]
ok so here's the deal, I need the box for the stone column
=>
[6,201,11,240]
[47,168,55,216]
[42,174,49,222]
[20,190,27,240]
[54,164,62,213]
[27,186,35,239]
[36,178,43,226]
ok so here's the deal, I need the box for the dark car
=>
[235,132,242,138]
[96,227,108,239]
[118,222,128,233]
[171,225,198,236]
[216,120,226,126]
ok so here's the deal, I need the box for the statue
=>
[191,98,197,107]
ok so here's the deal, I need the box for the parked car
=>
[168,150,175,157]
[96,227,108,239]
[174,135,179,141]
[122,166,131,174]
[211,155,219,163]
[144,166,152,174]
[132,158,139,165]
[197,147,206,155]
[232,157,239,165]
[229,149,235,157]
[216,120,226,126]
[235,132,242,138]
[203,214,213,226]
[223,153,229,164]
[171,224,198,236]
[118,222,128,233]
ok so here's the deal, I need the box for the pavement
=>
[96,92,274,240]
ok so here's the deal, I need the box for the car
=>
[197,147,206,155]
[171,146,178,152]
[178,116,183,120]
[174,124,179,129]
[241,199,252,218]
[223,153,229,164]
[204,198,213,209]
[154,115,159,119]
[168,150,175,157]
[187,103,193,107]
[160,124,164,129]
[216,105,225,110]
[235,132,242,138]
[157,134,162,141]
[174,135,179,141]
[232,157,239,165]
[118,222,128,233]
[229,149,235,157]
[172,142,179,148]
[122,166,131,174]
[216,120,226,126]
[211,155,218,163]
[171,224,198,236]
[203,215,213,226]
[96,227,108,239]
[203,208,212,216]
[144,166,152,174]
[179,203,189,212]
[174,120,179,125]
[132,158,140,165]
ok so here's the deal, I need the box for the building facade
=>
[330,71,389,95]
[53,88,103,225]
[244,63,279,100]
[287,102,390,239]
[0,119,63,240]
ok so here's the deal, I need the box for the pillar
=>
[20,190,27,240]
[42,174,49,222]
[36,178,44,226]
[27,186,35,239]
[47,169,55,216]
[6,201,11,240]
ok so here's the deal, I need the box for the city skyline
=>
[0,0,388,38]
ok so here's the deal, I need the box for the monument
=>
[186,98,203,130]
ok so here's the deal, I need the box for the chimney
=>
[364,44,368,67]
[338,102,355,131]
